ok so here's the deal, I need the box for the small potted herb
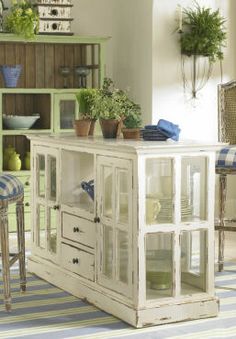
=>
[4,0,39,39]
[122,102,142,140]
[90,78,126,138]
[75,89,96,136]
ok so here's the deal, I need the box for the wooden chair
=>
[215,80,236,271]
[0,174,26,311]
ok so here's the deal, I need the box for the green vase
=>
[3,145,15,170]
[8,152,21,171]
[24,151,31,170]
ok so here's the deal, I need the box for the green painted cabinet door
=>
[54,93,79,133]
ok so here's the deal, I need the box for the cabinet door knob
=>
[72,258,79,264]
[25,181,30,186]
[73,227,80,233]
[53,205,60,210]
[94,217,100,223]
[25,202,30,207]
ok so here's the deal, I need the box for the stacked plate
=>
[156,196,193,223]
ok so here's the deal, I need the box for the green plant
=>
[123,102,142,129]
[91,78,129,121]
[75,88,96,119]
[180,2,226,62]
[4,0,39,39]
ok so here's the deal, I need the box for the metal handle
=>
[72,258,79,264]
[73,227,80,233]
[94,217,100,223]
[53,205,60,210]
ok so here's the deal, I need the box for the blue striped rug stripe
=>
[0,264,236,338]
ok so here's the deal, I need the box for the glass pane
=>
[146,233,173,300]
[181,157,208,222]
[103,166,113,219]
[102,226,113,278]
[49,208,57,254]
[37,154,45,198]
[181,230,207,295]
[117,231,128,283]
[49,156,57,201]
[146,158,173,224]
[117,169,129,224]
[37,204,46,249]
[60,100,76,129]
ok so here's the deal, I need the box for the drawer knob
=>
[94,217,100,223]
[25,181,30,186]
[25,202,30,207]
[72,258,79,264]
[53,205,60,210]
[73,227,80,233]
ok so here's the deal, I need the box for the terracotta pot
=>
[88,119,96,136]
[99,118,120,138]
[74,119,91,136]
[122,128,140,140]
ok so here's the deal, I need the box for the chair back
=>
[218,80,236,144]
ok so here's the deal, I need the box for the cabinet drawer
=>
[61,243,94,281]
[62,213,95,248]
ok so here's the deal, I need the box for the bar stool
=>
[0,174,26,311]
[215,80,236,272]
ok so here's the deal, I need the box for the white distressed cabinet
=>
[28,135,220,327]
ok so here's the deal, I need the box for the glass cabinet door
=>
[54,93,79,132]
[97,156,133,298]
[145,158,174,225]
[142,154,211,303]
[33,146,59,260]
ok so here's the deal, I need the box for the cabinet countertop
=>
[27,133,226,154]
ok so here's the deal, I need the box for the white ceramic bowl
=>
[3,114,40,129]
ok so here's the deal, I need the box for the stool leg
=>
[218,174,227,272]
[0,207,11,311]
[16,200,26,292]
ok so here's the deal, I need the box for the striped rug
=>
[1,264,236,338]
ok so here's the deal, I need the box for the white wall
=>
[152,0,236,142]
[74,0,235,141]
[73,0,153,126]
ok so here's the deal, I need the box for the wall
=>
[73,0,153,126]
[152,0,236,141]
[74,0,235,141]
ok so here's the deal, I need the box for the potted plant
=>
[4,0,39,39]
[179,2,226,97]
[75,88,96,136]
[90,78,127,138]
[122,101,142,140]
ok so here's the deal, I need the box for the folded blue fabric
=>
[157,119,181,141]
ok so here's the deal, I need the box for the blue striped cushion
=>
[216,146,236,168]
[0,174,24,200]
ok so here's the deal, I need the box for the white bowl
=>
[3,114,40,129]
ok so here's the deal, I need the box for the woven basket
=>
[1,65,22,88]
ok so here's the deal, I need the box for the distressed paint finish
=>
[28,136,222,327]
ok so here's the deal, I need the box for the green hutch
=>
[0,33,109,231]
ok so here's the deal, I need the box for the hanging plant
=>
[179,1,226,98]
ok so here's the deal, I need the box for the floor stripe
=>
[1,266,236,338]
